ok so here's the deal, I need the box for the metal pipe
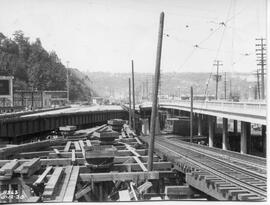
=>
[147,12,164,171]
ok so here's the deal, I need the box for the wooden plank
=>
[133,156,148,171]
[72,149,76,164]
[78,140,85,158]
[24,196,40,203]
[129,181,152,199]
[75,183,91,200]
[53,166,73,202]
[54,149,60,155]
[19,151,51,158]
[74,142,81,151]
[118,190,131,201]
[129,182,138,200]
[43,167,64,199]
[63,166,80,202]
[78,140,85,149]
[138,181,152,193]
[0,140,50,160]
[134,137,143,145]
[33,166,53,185]
[79,171,161,182]
[0,156,159,167]
[117,148,146,157]
[64,141,72,152]
[15,158,41,176]
[18,178,32,199]
[165,185,195,196]
[86,140,92,147]
[0,159,19,176]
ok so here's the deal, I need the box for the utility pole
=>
[146,79,149,101]
[229,79,232,100]
[254,85,257,99]
[213,60,223,100]
[128,78,132,127]
[256,69,261,99]
[256,38,266,100]
[148,12,164,171]
[190,86,193,143]
[66,61,70,104]
[224,72,227,100]
[131,60,136,130]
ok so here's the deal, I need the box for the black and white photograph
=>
[0,0,268,203]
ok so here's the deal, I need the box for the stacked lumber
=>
[59,125,77,136]
[0,159,19,180]
[14,158,41,176]
[93,126,119,145]
[108,119,126,132]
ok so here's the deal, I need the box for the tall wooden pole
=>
[213,60,222,100]
[66,61,70,104]
[190,86,193,143]
[147,12,164,171]
[131,60,136,130]
[224,72,227,100]
[256,68,261,99]
[128,78,132,127]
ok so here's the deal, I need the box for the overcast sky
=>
[0,0,267,73]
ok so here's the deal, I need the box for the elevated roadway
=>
[0,105,127,142]
[140,100,266,125]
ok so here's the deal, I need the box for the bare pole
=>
[128,78,132,127]
[224,72,227,100]
[213,60,222,100]
[66,61,70,104]
[131,60,136,130]
[256,69,261,99]
[147,12,164,171]
[190,86,193,143]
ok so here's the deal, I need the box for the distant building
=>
[91,97,104,105]
[43,91,68,107]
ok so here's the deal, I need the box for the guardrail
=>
[141,100,266,116]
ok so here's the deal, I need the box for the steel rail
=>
[155,140,267,199]
[163,138,266,176]
[158,139,266,183]
[167,136,266,166]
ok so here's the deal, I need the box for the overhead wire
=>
[203,0,234,99]
[177,2,245,72]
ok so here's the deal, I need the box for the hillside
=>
[86,71,257,101]
[0,31,94,101]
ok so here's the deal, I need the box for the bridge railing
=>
[156,99,267,116]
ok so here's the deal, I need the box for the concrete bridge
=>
[140,100,266,125]
[139,100,267,156]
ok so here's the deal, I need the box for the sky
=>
[0,0,267,73]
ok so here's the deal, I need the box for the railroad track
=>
[167,135,266,166]
[154,137,267,201]
[164,137,266,175]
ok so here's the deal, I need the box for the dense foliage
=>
[0,31,93,101]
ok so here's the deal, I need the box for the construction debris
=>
[0,119,177,203]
